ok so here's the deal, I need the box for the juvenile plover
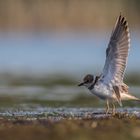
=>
[78,14,139,115]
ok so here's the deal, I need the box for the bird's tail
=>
[131,96,140,101]
[121,93,140,101]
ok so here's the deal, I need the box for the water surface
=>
[0,31,139,75]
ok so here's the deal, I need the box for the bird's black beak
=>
[78,82,84,86]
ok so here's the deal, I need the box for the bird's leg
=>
[105,100,110,114]
[111,102,116,115]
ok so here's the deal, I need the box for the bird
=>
[78,14,140,115]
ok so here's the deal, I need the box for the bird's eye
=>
[85,80,89,83]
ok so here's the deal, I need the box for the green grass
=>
[2,73,140,87]
[0,94,139,108]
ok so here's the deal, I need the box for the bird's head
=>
[78,74,94,88]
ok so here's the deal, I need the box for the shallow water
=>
[0,106,140,120]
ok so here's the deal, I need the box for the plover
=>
[78,14,140,115]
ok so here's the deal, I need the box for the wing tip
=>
[113,13,129,38]
[117,13,129,30]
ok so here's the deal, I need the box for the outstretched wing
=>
[100,15,130,85]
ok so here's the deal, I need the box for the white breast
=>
[90,83,114,100]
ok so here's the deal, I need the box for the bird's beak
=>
[78,82,84,86]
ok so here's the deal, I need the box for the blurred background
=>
[0,0,140,107]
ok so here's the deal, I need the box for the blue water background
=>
[0,31,139,76]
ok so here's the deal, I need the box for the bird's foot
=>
[105,108,110,115]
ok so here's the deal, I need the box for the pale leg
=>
[105,100,110,114]
[111,102,116,115]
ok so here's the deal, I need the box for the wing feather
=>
[100,15,130,85]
